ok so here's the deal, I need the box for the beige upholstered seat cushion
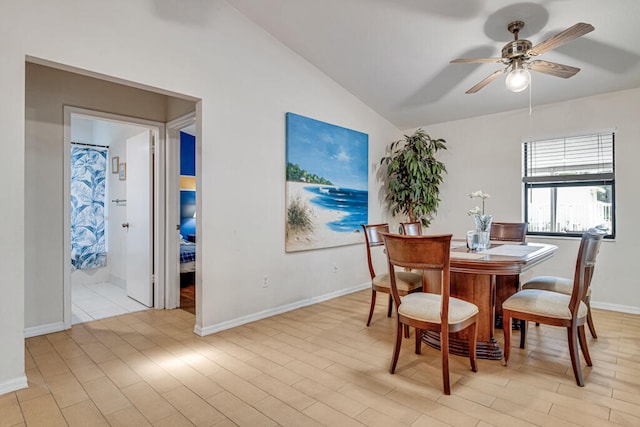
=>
[503,289,588,320]
[398,293,478,324]
[372,271,422,292]
[522,276,591,297]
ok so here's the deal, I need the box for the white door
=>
[125,130,153,306]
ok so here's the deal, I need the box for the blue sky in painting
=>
[286,113,368,190]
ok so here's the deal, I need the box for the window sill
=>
[527,234,616,243]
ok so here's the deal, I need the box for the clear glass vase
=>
[473,214,492,250]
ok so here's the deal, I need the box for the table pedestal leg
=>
[421,271,504,360]
[422,331,503,360]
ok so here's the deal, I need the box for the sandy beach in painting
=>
[286,181,364,252]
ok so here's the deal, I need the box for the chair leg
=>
[441,331,451,395]
[468,321,478,373]
[389,319,403,374]
[387,294,393,318]
[503,312,512,366]
[519,319,527,349]
[404,325,410,338]
[414,328,422,354]
[366,289,377,326]
[578,325,593,366]
[567,325,585,387]
[586,300,597,339]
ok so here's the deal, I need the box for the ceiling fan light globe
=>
[505,68,531,92]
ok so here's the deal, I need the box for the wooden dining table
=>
[422,240,557,360]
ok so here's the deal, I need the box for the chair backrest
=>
[380,232,452,322]
[401,221,422,236]
[361,223,390,280]
[490,222,527,242]
[569,228,605,316]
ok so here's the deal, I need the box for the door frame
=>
[165,113,196,310]
[63,106,166,328]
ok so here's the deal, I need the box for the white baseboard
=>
[0,375,28,395]
[591,301,640,315]
[194,283,370,336]
[24,321,65,338]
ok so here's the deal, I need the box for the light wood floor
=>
[2,289,639,426]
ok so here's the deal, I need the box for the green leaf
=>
[380,128,447,228]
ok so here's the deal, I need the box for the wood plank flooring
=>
[2,289,639,426]
[180,284,196,315]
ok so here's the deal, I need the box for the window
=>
[523,132,615,238]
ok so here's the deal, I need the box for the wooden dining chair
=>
[490,222,527,329]
[400,221,422,236]
[399,221,424,276]
[520,229,604,339]
[502,228,605,387]
[380,232,479,395]
[490,222,527,242]
[361,224,422,328]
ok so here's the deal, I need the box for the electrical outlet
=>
[262,275,269,288]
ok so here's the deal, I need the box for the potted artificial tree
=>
[380,128,447,227]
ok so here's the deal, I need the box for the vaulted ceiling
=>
[227,0,640,129]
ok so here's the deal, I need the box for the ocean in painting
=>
[304,185,368,232]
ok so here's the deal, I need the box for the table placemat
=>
[482,244,540,257]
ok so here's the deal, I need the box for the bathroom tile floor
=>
[72,282,148,325]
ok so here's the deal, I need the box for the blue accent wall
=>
[180,131,196,175]
[180,131,196,237]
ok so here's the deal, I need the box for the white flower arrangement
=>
[468,190,492,231]
[467,190,490,215]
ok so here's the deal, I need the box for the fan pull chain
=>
[528,78,533,138]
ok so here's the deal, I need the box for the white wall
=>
[193,10,401,330]
[1,0,400,393]
[0,50,27,395]
[418,87,640,312]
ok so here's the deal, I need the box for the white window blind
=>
[523,133,614,182]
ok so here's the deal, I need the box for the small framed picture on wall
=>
[111,156,119,174]
[119,163,126,181]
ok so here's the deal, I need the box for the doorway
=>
[25,60,199,336]
[64,107,164,327]
[166,113,197,314]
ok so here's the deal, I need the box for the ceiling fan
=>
[451,21,594,94]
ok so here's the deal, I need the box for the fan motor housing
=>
[502,39,532,59]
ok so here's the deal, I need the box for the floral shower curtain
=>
[71,146,107,270]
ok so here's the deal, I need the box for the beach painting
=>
[285,112,368,252]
